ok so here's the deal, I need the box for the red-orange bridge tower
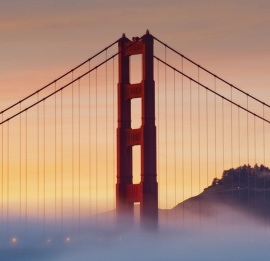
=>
[116,31,158,227]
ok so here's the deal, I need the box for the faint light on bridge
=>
[47,239,51,243]
[11,237,17,243]
[66,237,71,242]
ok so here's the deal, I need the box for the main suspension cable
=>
[154,56,270,125]
[1,36,143,125]
[0,39,119,116]
[153,36,270,109]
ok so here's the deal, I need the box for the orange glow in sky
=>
[1,0,270,219]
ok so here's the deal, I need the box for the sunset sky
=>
[1,0,270,216]
[1,0,270,103]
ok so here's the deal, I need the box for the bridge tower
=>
[116,30,158,228]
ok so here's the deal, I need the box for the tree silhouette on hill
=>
[211,164,270,189]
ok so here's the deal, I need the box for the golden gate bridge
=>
[1,30,270,245]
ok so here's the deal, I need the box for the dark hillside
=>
[165,164,270,225]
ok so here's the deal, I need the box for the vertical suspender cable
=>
[247,95,249,164]
[72,71,74,230]
[238,106,240,189]
[222,98,226,204]
[37,94,39,224]
[20,104,22,222]
[190,79,192,197]
[157,60,160,203]
[198,67,201,230]
[214,77,217,179]
[231,87,233,185]
[206,87,209,226]
[181,57,184,220]
[71,71,74,228]
[231,86,234,226]
[43,100,45,234]
[61,89,63,232]
[89,62,91,217]
[112,58,116,210]
[7,120,9,238]
[254,115,256,206]
[25,110,28,232]
[214,78,217,227]
[198,67,200,194]
[263,105,265,165]
[206,89,208,186]
[78,78,81,230]
[254,115,256,164]
[247,95,249,216]
[263,104,266,230]
[1,114,3,222]
[106,50,108,213]
[96,69,98,217]
[222,99,224,174]
[54,82,57,226]
[173,69,176,208]
[222,98,225,203]
[165,46,168,211]
[112,57,115,222]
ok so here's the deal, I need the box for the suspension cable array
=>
[153,36,270,109]
[0,36,144,126]
[0,40,119,116]
[154,44,270,233]
[154,56,270,125]
[0,32,269,245]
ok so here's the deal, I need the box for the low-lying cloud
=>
[1,204,270,261]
